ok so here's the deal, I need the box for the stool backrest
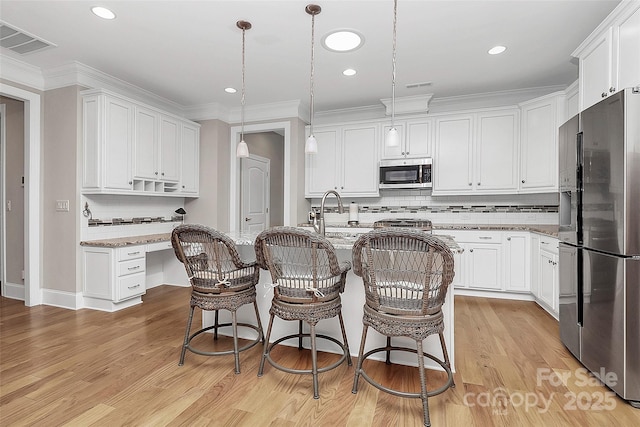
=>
[171,224,258,293]
[254,226,350,303]
[352,229,455,316]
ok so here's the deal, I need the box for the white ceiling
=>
[0,0,621,113]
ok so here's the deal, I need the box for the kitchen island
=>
[218,230,462,371]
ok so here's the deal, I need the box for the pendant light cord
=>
[241,26,246,141]
[309,11,316,136]
[391,0,397,128]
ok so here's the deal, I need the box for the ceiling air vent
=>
[0,21,55,55]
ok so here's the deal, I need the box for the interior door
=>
[241,155,270,233]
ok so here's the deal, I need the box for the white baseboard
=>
[42,289,83,309]
[453,288,535,301]
[3,282,25,300]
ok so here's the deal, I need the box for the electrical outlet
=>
[6,200,11,212]
[55,200,70,212]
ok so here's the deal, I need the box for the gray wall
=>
[1,95,25,286]
[43,86,81,293]
[243,131,284,227]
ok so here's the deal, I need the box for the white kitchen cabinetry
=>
[83,89,200,197]
[180,123,200,194]
[82,93,133,192]
[441,230,502,291]
[519,93,562,193]
[83,245,146,311]
[503,232,530,293]
[381,119,432,159]
[433,108,519,195]
[573,2,640,111]
[536,235,559,318]
[305,123,379,198]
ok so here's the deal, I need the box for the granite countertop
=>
[80,224,558,249]
[80,233,172,248]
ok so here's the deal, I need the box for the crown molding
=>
[0,54,45,90]
[380,94,434,115]
[428,85,567,113]
[314,104,386,125]
[43,61,186,116]
[183,102,231,122]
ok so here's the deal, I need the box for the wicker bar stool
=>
[171,224,263,374]
[254,226,352,399]
[351,229,455,427]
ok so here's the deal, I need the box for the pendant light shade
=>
[386,0,399,148]
[386,126,400,147]
[305,4,321,155]
[305,134,318,154]
[235,20,252,158]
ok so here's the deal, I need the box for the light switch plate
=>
[56,200,70,212]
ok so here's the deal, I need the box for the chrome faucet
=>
[312,190,344,236]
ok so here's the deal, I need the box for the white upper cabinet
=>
[83,93,133,192]
[573,2,640,111]
[519,93,562,193]
[381,119,432,159]
[433,114,474,194]
[305,123,379,198]
[180,123,200,194]
[433,108,518,195]
[82,89,200,197]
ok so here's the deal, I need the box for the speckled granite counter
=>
[80,224,558,249]
[80,233,172,248]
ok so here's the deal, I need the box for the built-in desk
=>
[80,234,188,311]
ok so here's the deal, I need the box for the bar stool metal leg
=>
[179,305,195,366]
[253,300,264,343]
[338,311,352,366]
[258,313,276,377]
[310,322,319,399]
[232,311,240,374]
[416,339,431,427]
[352,324,369,393]
[213,310,219,340]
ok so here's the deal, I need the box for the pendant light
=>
[305,4,321,154]
[236,20,251,158]
[385,0,400,147]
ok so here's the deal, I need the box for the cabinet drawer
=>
[118,258,146,276]
[117,273,146,301]
[451,230,501,243]
[118,246,145,261]
[147,241,173,252]
[539,236,559,254]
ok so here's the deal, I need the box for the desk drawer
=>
[118,246,145,261]
[117,273,146,301]
[118,258,146,276]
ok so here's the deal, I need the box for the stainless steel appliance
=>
[558,87,640,408]
[379,158,432,189]
[373,218,433,232]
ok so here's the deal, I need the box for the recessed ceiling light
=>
[322,30,364,52]
[225,87,237,93]
[343,68,357,77]
[91,6,116,20]
[488,45,507,55]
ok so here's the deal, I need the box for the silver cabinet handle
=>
[468,183,472,186]
[477,182,481,186]
[245,217,251,222]
[469,249,474,252]
[521,180,525,184]
[127,266,140,271]
[609,87,616,93]
[155,171,158,175]
[507,237,511,241]
[128,284,141,289]
[479,236,491,240]
[601,92,608,98]
[128,251,141,255]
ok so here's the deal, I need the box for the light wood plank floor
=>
[1,286,639,426]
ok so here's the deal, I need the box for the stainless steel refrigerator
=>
[558,87,640,408]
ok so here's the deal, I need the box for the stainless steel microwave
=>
[379,158,432,189]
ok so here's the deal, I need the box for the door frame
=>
[0,82,42,306]
[240,154,270,233]
[0,104,5,297]
[229,121,290,232]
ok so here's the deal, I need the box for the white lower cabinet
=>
[503,232,530,292]
[83,245,147,311]
[535,236,559,318]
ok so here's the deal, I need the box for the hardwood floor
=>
[1,286,639,426]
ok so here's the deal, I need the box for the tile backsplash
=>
[81,195,186,241]
[311,191,559,225]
